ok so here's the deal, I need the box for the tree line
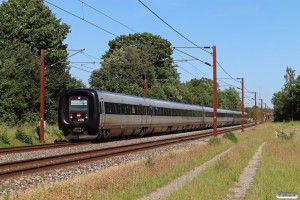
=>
[89,33,244,112]
[272,67,300,121]
[0,0,254,126]
[0,0,83,125]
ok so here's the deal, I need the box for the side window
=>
[104,102,111,114]
[132,105,136,115]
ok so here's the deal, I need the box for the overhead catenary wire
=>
[44,0,118,37]
[70,65,92,73]
[218,79,240,89]
[78,0,137,33]
[174,50,210,78]
[138,0,211,55]
[174,48,211,67]
[177,65,198,79]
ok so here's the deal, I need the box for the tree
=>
[0,42,40,124]
[272,66,300,121]
[90,46,153,96]
[90,33,181,100]
[218,87,241,110]
[0,0,84,124]
[186,78,215,107]
[102,32,179,81]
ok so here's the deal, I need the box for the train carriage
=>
[58,89,247,141]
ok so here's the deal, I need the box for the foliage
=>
[90,46,149,96]
[272,67,300,121]
[0,124,64,147]
[145,154,155,167]
[0,0,84,125]
[223,132,238,143]
[90,32,246,109]
[0,42,40,125]
[0,133,10,145]
[186,78,215,107]
[90,33,183,101]
[208,137,221,145]
[102,32,179,81]
[275,130,294,140]
[15,128,33,144]
[219,87,241,110]
[245,106,260,121]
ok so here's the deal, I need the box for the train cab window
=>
[69,96,88,122]
[70,96,88,111]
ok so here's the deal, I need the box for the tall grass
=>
[245,123,300,199]
[167,124,272,200]
[0,124,64,147]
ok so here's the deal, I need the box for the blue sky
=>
[45,0,300,108]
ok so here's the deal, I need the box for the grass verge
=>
[167,123,272,200]
[0,124,64,148]
[244,122,300,199]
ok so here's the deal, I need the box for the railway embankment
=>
[1,122,299,200]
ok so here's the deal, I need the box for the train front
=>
[58,89,100,141]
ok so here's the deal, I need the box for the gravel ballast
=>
[0,129,214,196]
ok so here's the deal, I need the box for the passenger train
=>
[58,89,247,141]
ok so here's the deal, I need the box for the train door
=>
[100,101,105,127]
[148,106,153,125]
[138,104,144,126]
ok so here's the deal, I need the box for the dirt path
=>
[138,146,234,200]
[223,142,265,200]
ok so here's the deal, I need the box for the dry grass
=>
[2,139,233,200]
[167,123,272,200]
[245,122,300,200]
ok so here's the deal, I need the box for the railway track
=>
[0,123,255,180]
[0,141,92,155]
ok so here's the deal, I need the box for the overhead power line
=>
[78,0,137,33]
[138,0,211,54]
[70,65,92,73]
[45,0,117,37]
[174,50,210,78]
[174,48,211,67]
[218,79,239,89]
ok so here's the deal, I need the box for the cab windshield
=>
[70,96,88,111]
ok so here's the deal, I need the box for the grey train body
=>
[58,89,247,141]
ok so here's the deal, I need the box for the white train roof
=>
[95,90,245,114]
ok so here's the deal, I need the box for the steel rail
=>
[0,141,91,154]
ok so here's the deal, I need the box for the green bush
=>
[223,132,238,143]
[0,133,10,145]
[208,137,221,145]
[15,128,33,144]
[276,130,294,140]
[145,154,155,167]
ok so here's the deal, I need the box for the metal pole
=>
[264,103,267,122]
[260,99,263,123]
[212,46,218,137]
[192,93,195,104]
[39,49,45,143]
[241,78,244,132]
[254,92,257,125]
[143,79,148,98]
